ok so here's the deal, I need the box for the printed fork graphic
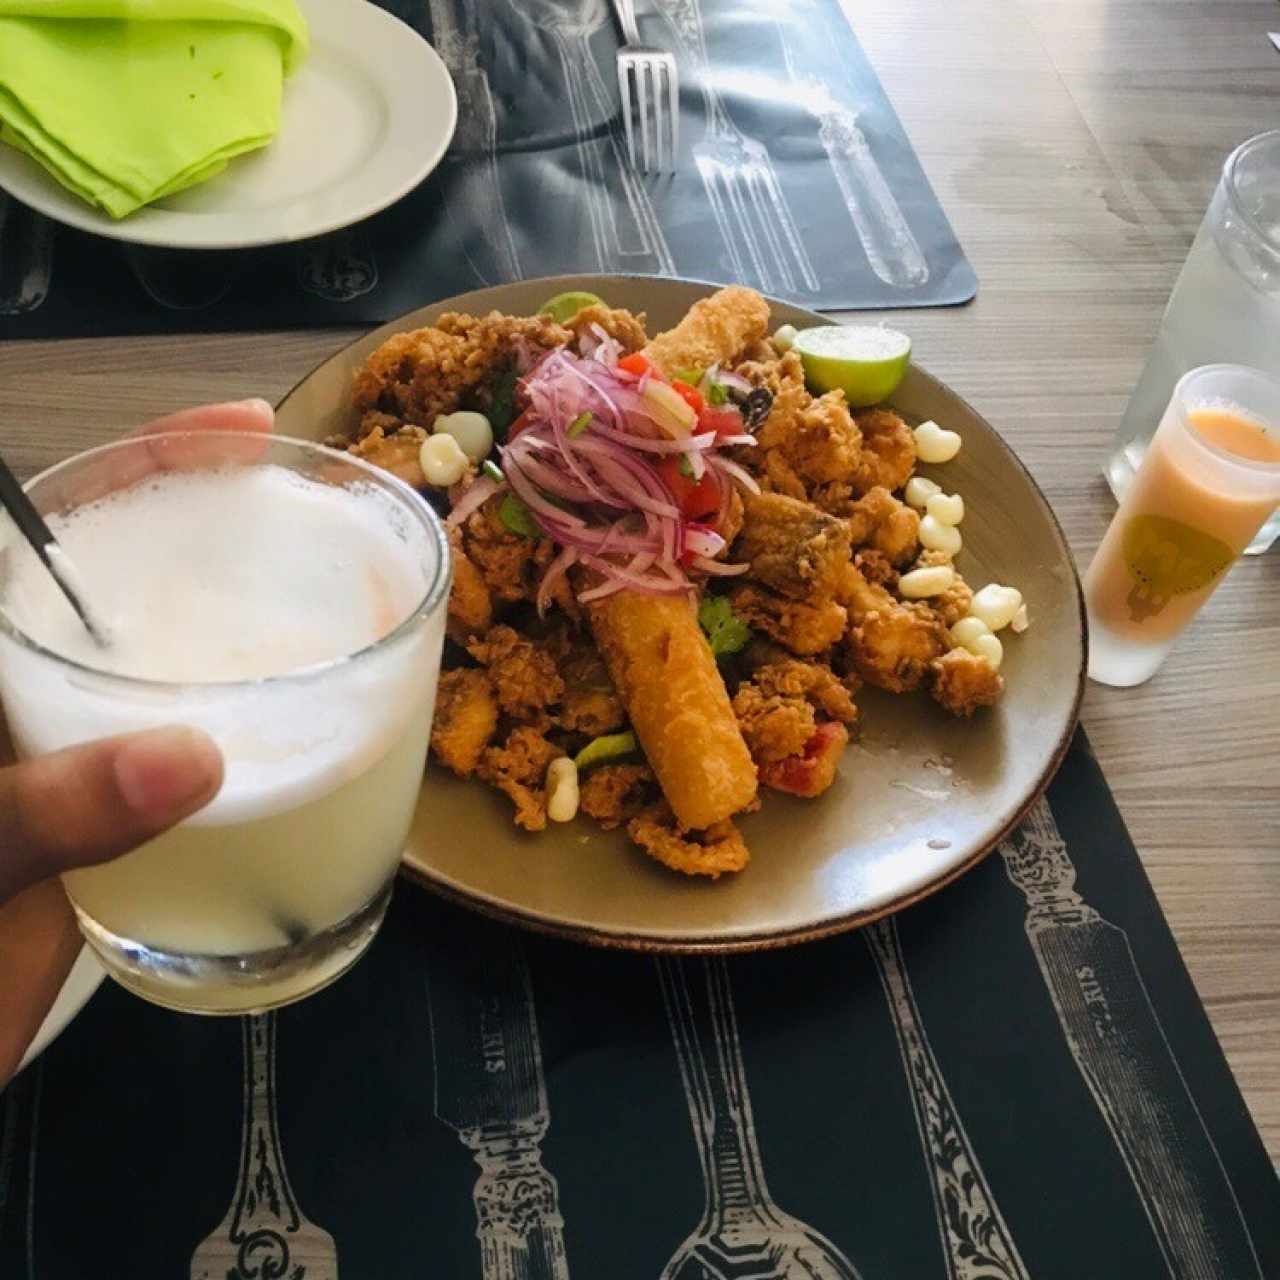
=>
[653,0,819,295]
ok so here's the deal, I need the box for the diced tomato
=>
[658,457,720,521]
[671,381,705,416]
[699,404,745,439]
[618,352,651,376]
[506,410,535,440]
[762,722,849,798]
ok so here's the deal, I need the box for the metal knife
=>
[426,920,569,1280]
[1000,797,1263,1279]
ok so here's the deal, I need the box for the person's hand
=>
[0,398,272,1081]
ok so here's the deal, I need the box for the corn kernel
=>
[913,420,962,463]
[925,492,964,526]
[898,564,956,599]
[904,476,941,510]
[420,432,470,488]
[546,757,580,823]
[970,584,1023,632]
[972,632,1004,670]
[919,514,962,558]
[949,616,991,650]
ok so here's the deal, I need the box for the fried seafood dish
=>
[338,287,1028,878]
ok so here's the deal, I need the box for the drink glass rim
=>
[1224,130,1280,255]
[1171,363,1280,477]
[0,431,452,693]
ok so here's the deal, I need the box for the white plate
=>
[17,947,105,1074]
[0,0,457,249]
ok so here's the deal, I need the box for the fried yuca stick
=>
[587,592,757,830]
[642,286,770,377]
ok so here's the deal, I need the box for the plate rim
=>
[0,0,459,250]
[276,273,1087,953]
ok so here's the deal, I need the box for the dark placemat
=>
[2,727,1277,1279]
[0,0,975,340]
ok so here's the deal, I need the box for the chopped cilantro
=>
[698,595,751,658]
[706,381,729,406]
[567,410,593,438]
[498,494,539,538]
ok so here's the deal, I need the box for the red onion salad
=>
[446,333,760,610]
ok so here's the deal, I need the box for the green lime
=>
[538,290,604,324]
[793,324,911,407]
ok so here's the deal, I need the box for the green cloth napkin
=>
[0,1,309,218]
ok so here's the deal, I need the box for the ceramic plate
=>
[0,0,457,249]
[276,275,1086,952]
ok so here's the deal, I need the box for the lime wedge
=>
[793,325,911,407]
[538,290,604,324]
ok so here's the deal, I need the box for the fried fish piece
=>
[352,311,570,428]
[852,407,916,495]
[557,644,626,736]
[843,486,920,566]
[580,763,655,830]
[913,549,973,627]
[626,803,750,878]
[477,726,564,832]
[735,492,852,602]
[732,660,857,796]
[570,304,648,352]
[461,499,554,605]
[758,721,849,798]
[466,625,565,721]
[929,648,1005,716]
[728,583,848,657]
[446,527,493,642]
[430,669,499,776]
[642,286,771,378]
[845,604,947,693]
[347,424,429,490]
[755,388,863,488]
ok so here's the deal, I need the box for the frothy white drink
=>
[0,458,447,1012]
[5,464,422,680]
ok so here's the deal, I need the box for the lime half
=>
[793,324,911,407]
[538,290,604,324]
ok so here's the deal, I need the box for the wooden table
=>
[0,0,1277,1153]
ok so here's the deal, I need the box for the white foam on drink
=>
[4,464,423,680]
[0,464,446,824]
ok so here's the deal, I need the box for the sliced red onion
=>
[707,454,762,495]
[691,556,751,576]
[446,474,501,527]
[717,369,754,395]
[684,526,726,558]
[536,546,578,617]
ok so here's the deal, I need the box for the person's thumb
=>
[0,727,223,903]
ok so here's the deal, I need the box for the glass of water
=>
[1105,130,1280,554]
[0,433,449,1014]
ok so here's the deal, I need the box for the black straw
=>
[0,454,110,648]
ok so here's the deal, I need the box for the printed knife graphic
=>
[426,923,570,1280]
[999,797,1262,1280]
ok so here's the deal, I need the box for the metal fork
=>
[612,0,679,173]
